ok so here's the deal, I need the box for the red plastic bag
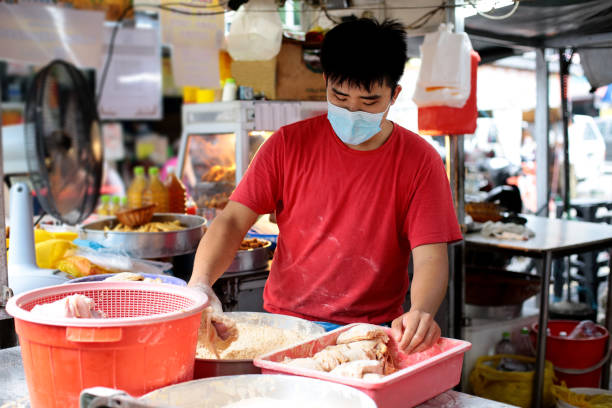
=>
[418,51,480,136]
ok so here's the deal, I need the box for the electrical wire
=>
[468,0,520,20]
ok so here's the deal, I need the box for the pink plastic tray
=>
[254,323,472,408]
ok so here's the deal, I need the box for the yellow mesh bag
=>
[552,384,612,408]
[469,354,556,408]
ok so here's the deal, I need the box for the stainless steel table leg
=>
[533,251,552,408]
[603,248,612,389]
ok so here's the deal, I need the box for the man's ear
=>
[392,84,402,104]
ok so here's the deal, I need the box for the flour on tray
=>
[197,322,309,360]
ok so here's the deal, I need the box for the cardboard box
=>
[230,39,326,101]
[231,58,277,100]
[276,40,326,101]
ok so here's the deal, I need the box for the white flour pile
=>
[222,397,311,408]
[196,322,309,360]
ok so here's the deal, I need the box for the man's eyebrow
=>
[331,87,349,96]
[331,87,381,100]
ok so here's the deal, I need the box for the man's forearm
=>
[190,203,258,286]
[410,243,449,315]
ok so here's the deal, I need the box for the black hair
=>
[321,18,407,92]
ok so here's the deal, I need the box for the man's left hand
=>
[391,310,441,354]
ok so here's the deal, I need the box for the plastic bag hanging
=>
[412,24,473,108]
[227,0,283,61]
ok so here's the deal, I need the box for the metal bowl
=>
[195,312,325,379]
[79,213,206,259]
[141,374,377,408]
[226,240,272,273]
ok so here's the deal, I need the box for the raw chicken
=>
[336,324,388,344]
[329,359,384,378]
[281,323,396,379]
[31,294,106,318]
[283,357,324,371]
[198,309,239,358]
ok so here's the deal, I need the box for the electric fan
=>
[3,60,103,294]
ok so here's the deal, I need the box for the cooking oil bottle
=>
[127,166,147,209]
[165,166,186,214]
[97,195,111,215]
[110,196,121,215]
[143,166,169,212]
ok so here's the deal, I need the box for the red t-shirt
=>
[230,115,462,324]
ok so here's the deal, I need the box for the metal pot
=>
[226,240,272,273]
[79,213,206,259]
[141,374,377,408]
[195,312,325,379]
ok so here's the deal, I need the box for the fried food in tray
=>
[201,165,236,183]
[104,220,185,233]
[239,238,268,250]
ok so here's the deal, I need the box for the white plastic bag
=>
[412,24,473,108]
[227,0,283,61]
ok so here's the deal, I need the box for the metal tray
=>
[141,374,377,408]
[226,240,272,273]
[79,213,206,259]
[194,312,325,379]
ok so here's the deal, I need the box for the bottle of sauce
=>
[143,167,169,212]
[165,166,187,214]
[127,166,147,209]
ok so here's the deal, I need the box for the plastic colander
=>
[6,282,209,408]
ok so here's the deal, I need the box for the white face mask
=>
[327,100,391,145]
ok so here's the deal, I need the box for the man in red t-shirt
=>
[190,18,462,353]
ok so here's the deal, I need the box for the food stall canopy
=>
[465,0,612,65]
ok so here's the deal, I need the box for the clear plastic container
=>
[568,320,602,339]
[127,166,147,209]
[143,167,169,212]
[165,167,187,214]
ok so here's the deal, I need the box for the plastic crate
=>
[254,323,472,408]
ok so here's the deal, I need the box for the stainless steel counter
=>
[0,346,516,407]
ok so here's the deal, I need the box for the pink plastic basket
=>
[6,282,209,408]
[254,323,472,408]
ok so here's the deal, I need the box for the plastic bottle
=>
[127,166,147,209]
[110,196,121,215]
[143,167,169,212]
[495,332,516,355]
[515,327,534,357]
[165,166,187,214]
[568,320,601,339]
[222,78,237,102]
[120,196,128,212]
[97,195,111,215]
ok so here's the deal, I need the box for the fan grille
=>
[25,60,103,225]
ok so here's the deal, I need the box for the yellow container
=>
[196,88,216,104]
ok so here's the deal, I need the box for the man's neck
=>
[345,119,394,151]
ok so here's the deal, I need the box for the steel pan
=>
[226,240,272,273]
[141,374,377,408]
[195,312,325,379]
[80,213,206,259]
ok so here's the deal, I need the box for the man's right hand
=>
[190,283,223,313]
[190,283,237,343]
